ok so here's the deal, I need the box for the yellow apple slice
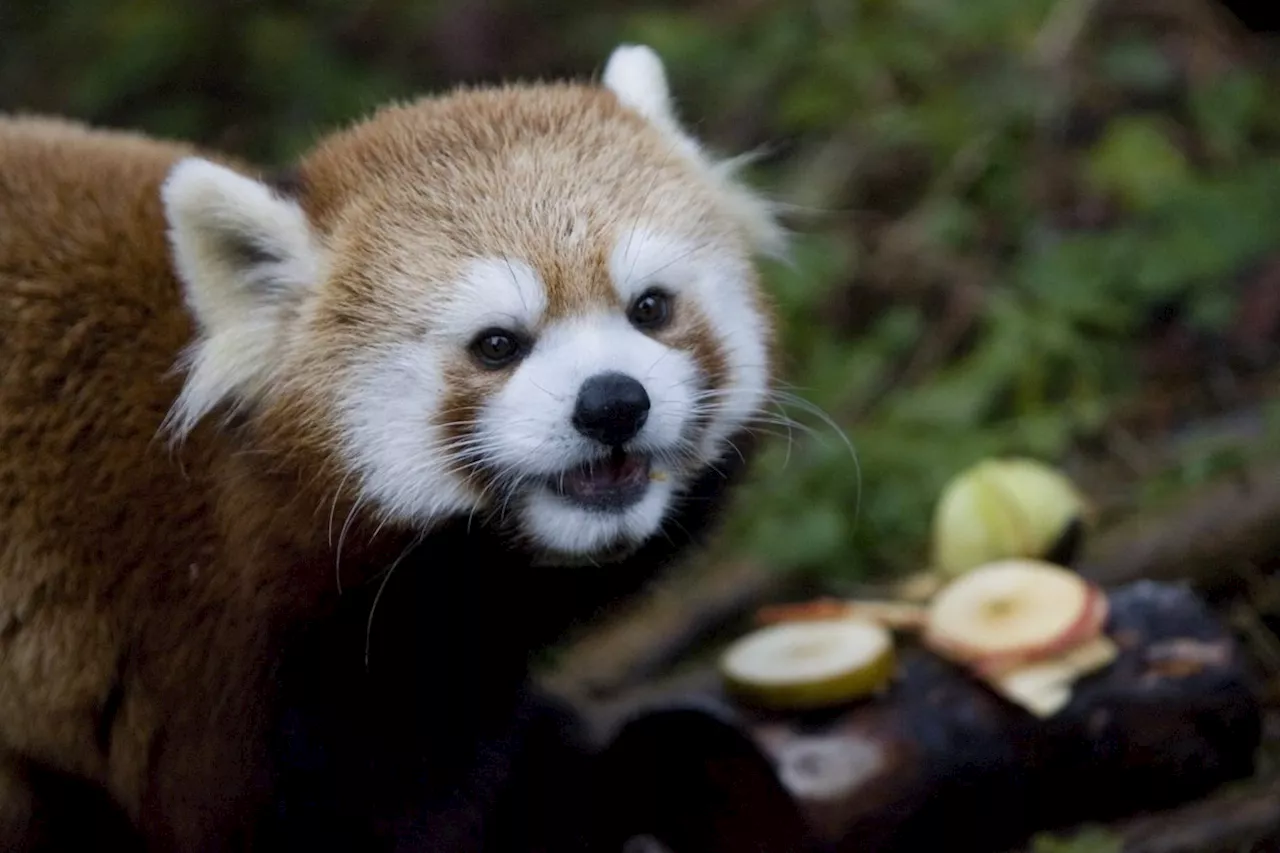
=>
[923,559,1099,666]
[720,619,896,711]
[984,635,1119,718]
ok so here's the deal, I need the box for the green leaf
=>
[1085,115,1190,211]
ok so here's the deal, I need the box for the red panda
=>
[0,45,783,851]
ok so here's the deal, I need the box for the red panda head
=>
[159,45,784,564]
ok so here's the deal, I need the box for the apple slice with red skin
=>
[922,559,1109,674]
[968,587,1109,678]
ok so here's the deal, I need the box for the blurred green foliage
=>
[1030,826,1124,853]
[3,0,1278,580]
[629,0,1280,578]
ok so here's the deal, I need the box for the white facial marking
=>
[609,225,769,461]
[523,473,676,559]
[336,228,768,561]
[338,341,476,524]
[158,45,784,566]
[336,256,545,525]
[436,256,547,345]
[492,317,689,558]
[478,312,698,478]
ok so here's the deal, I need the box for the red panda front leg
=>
[0,758,37,852]
[0,753,142,852]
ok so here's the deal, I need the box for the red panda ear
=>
[603,44,701,164]
[159,157,325,439]
[602,45,788,260]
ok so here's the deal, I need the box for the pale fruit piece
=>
[931,457,1092,578]
[896,570,947,603]
[985,635,1119,718]
[924,559,1095,665]
[756,599,928,632]
[720,619,896,711]
[970,585,1109,677]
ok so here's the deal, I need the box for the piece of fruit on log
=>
[590,582,1260,853]
[755,599,928,632]
[924,559,1106,665]
[719,619,896,711]
[984,635,1119,718]
[931,457,1093,578]
[923,558,1114,716]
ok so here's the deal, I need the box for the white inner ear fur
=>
[602,43,788,258]
[160,157,325,439]
[602,45,698,160]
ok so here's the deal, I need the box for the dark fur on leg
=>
[0,758,142,853]
[261,432,757,851]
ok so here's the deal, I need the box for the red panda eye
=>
[471,329,523,368]
[628,288,672,331]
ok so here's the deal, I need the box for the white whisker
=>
[364,533,426,670]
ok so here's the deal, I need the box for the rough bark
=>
[583,582,1263,853]
[1077,461,1280,591]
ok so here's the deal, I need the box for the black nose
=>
[572,372,651,446]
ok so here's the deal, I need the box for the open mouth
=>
[549,449,652,511]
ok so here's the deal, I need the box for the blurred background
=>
[5,4,1280,850]
[3,0,1277,584]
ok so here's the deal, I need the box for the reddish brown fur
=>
[0,116,240,841]
[0,78,772,851]
[0,114,451,847]
[267,83,763,510]
[291,83,747,328]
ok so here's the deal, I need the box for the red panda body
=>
[0,46,780,851]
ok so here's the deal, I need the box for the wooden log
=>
[1077,460,1280,591]
[582,582,1263,853]
[1111,774,1280,853]
[1021,773,1280,853]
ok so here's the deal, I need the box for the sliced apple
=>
[756,598,928,632]
[968,585,1110,677]
[985,635,1119,718]
[720,619,896,711]
[923,559,1105,668]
